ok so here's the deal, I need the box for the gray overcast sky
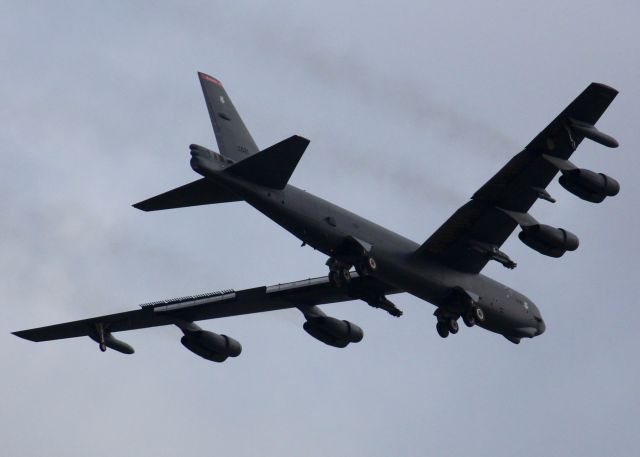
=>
[2,1,639,456]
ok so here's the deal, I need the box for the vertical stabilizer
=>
[198,72,259,162]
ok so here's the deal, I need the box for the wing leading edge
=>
[418,83,619,273]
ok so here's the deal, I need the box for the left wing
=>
[418,83,619,273]
[13,273,398,348]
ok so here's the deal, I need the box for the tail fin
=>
[133,75,309,212]
[198,72,259,162]
[227,135,310,189]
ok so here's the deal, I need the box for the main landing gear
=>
[326,255,402,317]
[327,258,353,287]
[326,255,377,288]
[434,306,485,338]
[462,306,485,328]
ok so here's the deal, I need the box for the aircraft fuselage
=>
[195,159,546,342]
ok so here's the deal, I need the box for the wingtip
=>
[198,71,223,87]
[589,82,618,96]
[12,330,33,341]
[132,201,151,212]
[292,134,311,146]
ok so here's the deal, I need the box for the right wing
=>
[13,273,398,343]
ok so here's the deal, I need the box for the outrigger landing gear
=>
[89,322,136,354]
[95,323,107,352]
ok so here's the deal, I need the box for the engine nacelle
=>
[181,330,242,362]
[518,224,579,258]
[559,168,620,203]
[303,316,363,348]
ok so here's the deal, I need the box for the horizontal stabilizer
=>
[227,135,310,189]
[133,178,240,211]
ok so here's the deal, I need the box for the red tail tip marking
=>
[198,72,223,86]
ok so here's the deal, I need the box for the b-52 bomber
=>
[14,73,621,362]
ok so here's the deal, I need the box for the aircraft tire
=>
[462,312,476,327]
[329,270,341,287]
[99,343,107,352]
[341,268,352,284]
[356,257,376,276]
[436,322,449,338]
[473,307,485,323]
[448,319,459,334]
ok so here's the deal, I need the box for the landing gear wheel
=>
[99,342,107,352]
[436,322,449,338]
[329,270,341,287]
[355,256,377,277]
[448,319,459,334]
[341,268,352,284]
[473,307,485,323]
[367,257,377,271]
[462,312,476,327]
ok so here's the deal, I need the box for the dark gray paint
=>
[18,74,627,352]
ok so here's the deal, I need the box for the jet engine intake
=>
[303,316,363,348]
[181,329,242,362]
[518,224,579,258]
[559,168,620,203]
